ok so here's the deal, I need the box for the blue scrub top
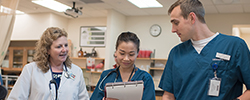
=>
[90,67,156,100]
[159,33,250,100]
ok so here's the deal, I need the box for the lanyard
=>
[212,63,218,78]
[128,67,135,81]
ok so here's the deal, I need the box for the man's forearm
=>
[162,91,175,100]
[237,90,250,100]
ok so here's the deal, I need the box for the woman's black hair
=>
[115,32,140,53]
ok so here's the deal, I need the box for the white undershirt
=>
[191,32,219,54]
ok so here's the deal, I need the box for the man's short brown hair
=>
[168,0,206,23]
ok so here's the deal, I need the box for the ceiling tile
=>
[103,0,138,9]
[200,0,214,5]
[203,5,219,14]
[116,8,149,16]
[157,0,176,8]
[238,0,250,3]
[87,3,113,10]
[216,5,243,13]
[142,8,167,15]
[83,10,107,17]
[212,0,241,5]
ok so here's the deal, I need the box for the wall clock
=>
[150,24,161,37]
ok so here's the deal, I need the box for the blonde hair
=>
[33,27,71,73]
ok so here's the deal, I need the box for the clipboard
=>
[105,80,144,100]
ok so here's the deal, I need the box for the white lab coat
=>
[7,62,89,100]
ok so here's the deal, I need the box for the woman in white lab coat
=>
[7,27,89,100]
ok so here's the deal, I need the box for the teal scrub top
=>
[91,67,155,100]
[159,33,250,100]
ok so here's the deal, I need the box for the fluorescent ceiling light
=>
[128,0,163,8]
[16,10,25,14]
[32,0,71,12]
[0,6,24,14]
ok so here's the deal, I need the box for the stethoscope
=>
[98,65,136,91]
[49,63,70,100]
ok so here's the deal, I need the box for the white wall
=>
[126,15,181,58]
[11,13,68,40]
[104,10,126,69]
[240,34,250,49]
[50,14,69,31]
[205,13,250,35]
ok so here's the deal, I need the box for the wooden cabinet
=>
[1,47,35,72]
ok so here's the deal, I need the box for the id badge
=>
[208,78,221,96]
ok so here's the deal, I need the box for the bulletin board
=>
[80,26,106,47]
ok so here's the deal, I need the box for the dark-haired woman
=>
[91,32,155,100]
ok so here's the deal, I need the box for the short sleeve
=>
[90,70,108,100]
[158,49,174,93]
[141,72,155,100]
[235,39,250,89]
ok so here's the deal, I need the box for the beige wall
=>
[241,34,250,49]
[104,10,126,69]
[205,13,250,35]
[11,13,68,40]
[50,14,69,31]
[125,15,181,58]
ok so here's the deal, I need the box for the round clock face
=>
[150,24,161,37]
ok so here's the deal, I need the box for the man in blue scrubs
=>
[159,0,250,100]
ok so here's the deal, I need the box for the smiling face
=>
[48,36,69,65]
[115,41,138,69]
[170,6,193,42]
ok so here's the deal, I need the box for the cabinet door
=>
[12,48,24,69]
[25,47,35,64]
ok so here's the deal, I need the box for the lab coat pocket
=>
[61,81,79,99]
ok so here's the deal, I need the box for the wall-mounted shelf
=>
[137,58,167,61]
[70,57,105,60]
[80,67,86,69]
[1,68,22,72]
[86,71,102,74]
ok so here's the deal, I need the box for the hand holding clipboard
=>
[104,80,144,100]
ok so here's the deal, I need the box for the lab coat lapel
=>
[44,69,52,82]
[60,65,69,88]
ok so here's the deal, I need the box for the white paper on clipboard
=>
[105,80,144,100]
